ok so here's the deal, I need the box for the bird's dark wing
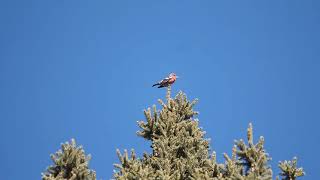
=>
[152,77,169,87]
[160,78,169,84]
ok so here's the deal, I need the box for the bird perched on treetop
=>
[152,73,178,88]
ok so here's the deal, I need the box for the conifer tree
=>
[278,157,305,180]
[42,87,304,180]
[42,139,96,180]
[113,87,305,180]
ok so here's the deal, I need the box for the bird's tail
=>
[152,83,160,87]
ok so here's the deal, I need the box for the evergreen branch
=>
[278,157,305,180]
[42,139,96,180]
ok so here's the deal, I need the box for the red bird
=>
[152,73,178,88]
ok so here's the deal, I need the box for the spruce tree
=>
[113,87,304,180]
[42,139,96,180]
[278,157,305,180]
[42,87,304,180]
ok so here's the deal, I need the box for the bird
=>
[152,73,178,88]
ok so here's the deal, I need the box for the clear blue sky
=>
[0,1,319,179]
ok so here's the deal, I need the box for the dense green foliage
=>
[278,157,305,180]
[42,88,304,180]
[113,88,304,180]
[42,139,96,180]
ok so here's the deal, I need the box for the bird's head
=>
[169,73,178,79]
